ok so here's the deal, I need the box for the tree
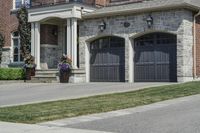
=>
[17,6,34,64]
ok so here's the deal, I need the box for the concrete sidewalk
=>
[0,121,113,133]
[0,82,171,107]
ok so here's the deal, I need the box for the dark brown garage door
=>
[134,33,177,82]
[90,36,125,82]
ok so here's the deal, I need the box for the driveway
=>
[0,82,170,107]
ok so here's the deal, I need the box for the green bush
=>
[0,68,25,80]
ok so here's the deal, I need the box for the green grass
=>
[1,81,200,124]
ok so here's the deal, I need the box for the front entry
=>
[134,33,177,82]
[90,36,125,82]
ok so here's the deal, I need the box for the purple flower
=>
[58,63,71,72]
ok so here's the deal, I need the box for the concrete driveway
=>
[0,82,171,107]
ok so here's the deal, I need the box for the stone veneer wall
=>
[79,9,194,82]
[40,25,63,69]
[1,48,11,67]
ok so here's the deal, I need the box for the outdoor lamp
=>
[146,15,153,28]
[99,21,106,32]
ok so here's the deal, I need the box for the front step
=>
[29,69,59,83]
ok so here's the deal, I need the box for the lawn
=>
[0,81,200,124]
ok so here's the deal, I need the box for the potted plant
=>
[23,55,36,80]
[58,55,72,83]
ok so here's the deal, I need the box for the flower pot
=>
[25,67,35,80]
[59,71,70,83]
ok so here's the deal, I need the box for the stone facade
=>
[79,9,194,82]
[1,48,11,67]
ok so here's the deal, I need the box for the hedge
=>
[0,68,25,80]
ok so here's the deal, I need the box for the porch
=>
[28,2,95,82]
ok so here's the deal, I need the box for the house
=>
[1,0,200,83]
[0,0,22,67]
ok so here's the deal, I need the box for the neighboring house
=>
[0,0,26,67]
[1,0,200,83]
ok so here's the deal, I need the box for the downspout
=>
[193,10,200,79]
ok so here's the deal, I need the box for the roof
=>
[83,0,200,19]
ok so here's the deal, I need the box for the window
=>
[12,32,23,62]
[13,0,30,9]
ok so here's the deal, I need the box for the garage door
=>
[134,33,177,82]
[90,36,125,82]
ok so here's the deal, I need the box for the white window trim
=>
[13,0,29,10]
[11,32,23,63]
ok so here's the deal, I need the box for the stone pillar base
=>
[177,77,194,83]
[69,69,86,83]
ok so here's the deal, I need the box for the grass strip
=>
[0,81,200,124]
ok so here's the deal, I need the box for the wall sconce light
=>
[99,20,106,32]
[124,22,130,28]
[146,15,153,28]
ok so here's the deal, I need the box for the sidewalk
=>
[0,121,113,133]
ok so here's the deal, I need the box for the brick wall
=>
[0,0,18,47]
[196,15,200,76]
[40,24,58,45]
[95,0,109,6]
[31,0,141,7]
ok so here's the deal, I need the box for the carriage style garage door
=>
[134,33,177,82]
[90,36,125,82]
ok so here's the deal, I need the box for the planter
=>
[59,70,70,83]
[25,67,35,80]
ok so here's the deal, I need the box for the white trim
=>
[85,42,90,83]
[67,19,72,58]
[31,23,35,56]
[28,5,95,22]
[72,18,78,68]
[11,32,23,63]
[129,38,134,83]
[35,22,41,70]
[13,0,24,10]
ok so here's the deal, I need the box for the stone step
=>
[29,69,60,83]
[35,69,59,77]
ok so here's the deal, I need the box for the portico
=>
[28,3,94,70]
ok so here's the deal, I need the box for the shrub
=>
[0,68,25,80]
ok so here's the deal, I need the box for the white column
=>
[129,39,134,83]
[71,18,78,68]
[35,22,41,70]
[85,43,90,83]
[31,23,35,56]
[67,19,72,59]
